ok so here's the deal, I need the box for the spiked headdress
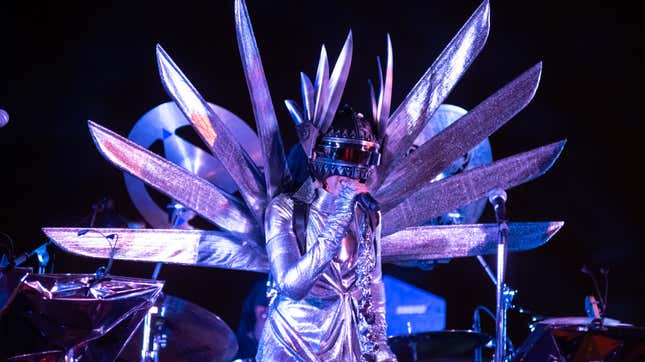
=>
[46,0,565,273]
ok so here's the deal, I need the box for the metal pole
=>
[495,229,508,362]
[488,189,509,362]
[477,255,497,285]
[140,200,187,361]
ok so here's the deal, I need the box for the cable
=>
[0,231,15,258]
[77,229,118,279]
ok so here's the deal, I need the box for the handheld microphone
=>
[488,188,508,223]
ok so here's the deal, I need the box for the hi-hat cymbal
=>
[119,294,238,362]
[388,330,491,360]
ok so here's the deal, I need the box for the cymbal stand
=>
[12,240,52,273]
[405,321,419,362]
[34,243,50,274]
[140,200,190,362]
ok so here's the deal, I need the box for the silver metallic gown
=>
[257,183,397,361]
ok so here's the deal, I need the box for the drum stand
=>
[139,200,191,362]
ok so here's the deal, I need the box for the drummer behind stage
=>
[256,106,397,361]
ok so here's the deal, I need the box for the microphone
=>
[356,192,380,213]
[0,109,9,128]
[488,188,508,223]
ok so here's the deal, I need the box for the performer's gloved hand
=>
[335,176,378,213]
[330,181,360,234]
[265,178,360,300]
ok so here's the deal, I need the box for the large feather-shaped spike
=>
[381,222,563,261]
[368,79,378,128]
[377,34,394,127]
[284,99,305,126]
[235,0,291,199]
[372,0,490,190]
[376,62,543,204]
[319,31,353,133]
[381,140,566,236]
[300,72,315,121]
[43,227,269,272]
[295,121,320,158]
[156,45,267,225]
[312,46,330,127]
[376,56,384,120]
[87,121,261,239]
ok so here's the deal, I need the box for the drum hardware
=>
[473,305,497,362]
[138,199,199,362]
[119,294,238,362]
[139,302,165,362]
[5,239,52,274]
[33,243,49,274]
[581,265,609,323]
[511,320,645,361]
[388,330,492,361]
[511,266,630,361]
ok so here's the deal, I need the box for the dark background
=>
[1,0,644,351]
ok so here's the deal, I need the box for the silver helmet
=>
[309,105,381,183]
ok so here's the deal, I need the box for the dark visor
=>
[313,141,380,166]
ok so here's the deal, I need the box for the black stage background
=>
[1,0,644,348]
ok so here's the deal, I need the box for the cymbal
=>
[119,294,238,362]
[537,316,630,327]
[124,102,262,229]
[412,104,493,224]
[388,330,491,359]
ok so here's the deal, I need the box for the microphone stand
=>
[488,188,514,362]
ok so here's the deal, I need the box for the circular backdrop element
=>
[124,102,262,229]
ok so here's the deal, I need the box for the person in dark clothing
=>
[234,279,269,361]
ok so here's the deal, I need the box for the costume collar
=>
[312,187,337,214]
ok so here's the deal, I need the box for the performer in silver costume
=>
[42,1,568,360]
[258,106,397,361]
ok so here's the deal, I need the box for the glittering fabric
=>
[257,184,396,361]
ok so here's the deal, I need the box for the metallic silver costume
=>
[259,182,396,361]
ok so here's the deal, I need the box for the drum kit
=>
[1,102,643,362]
[118,294,238,362]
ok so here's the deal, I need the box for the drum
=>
[513,317,645,362]
[388,330,492,362]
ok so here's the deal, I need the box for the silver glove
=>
[265,184,357,300]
